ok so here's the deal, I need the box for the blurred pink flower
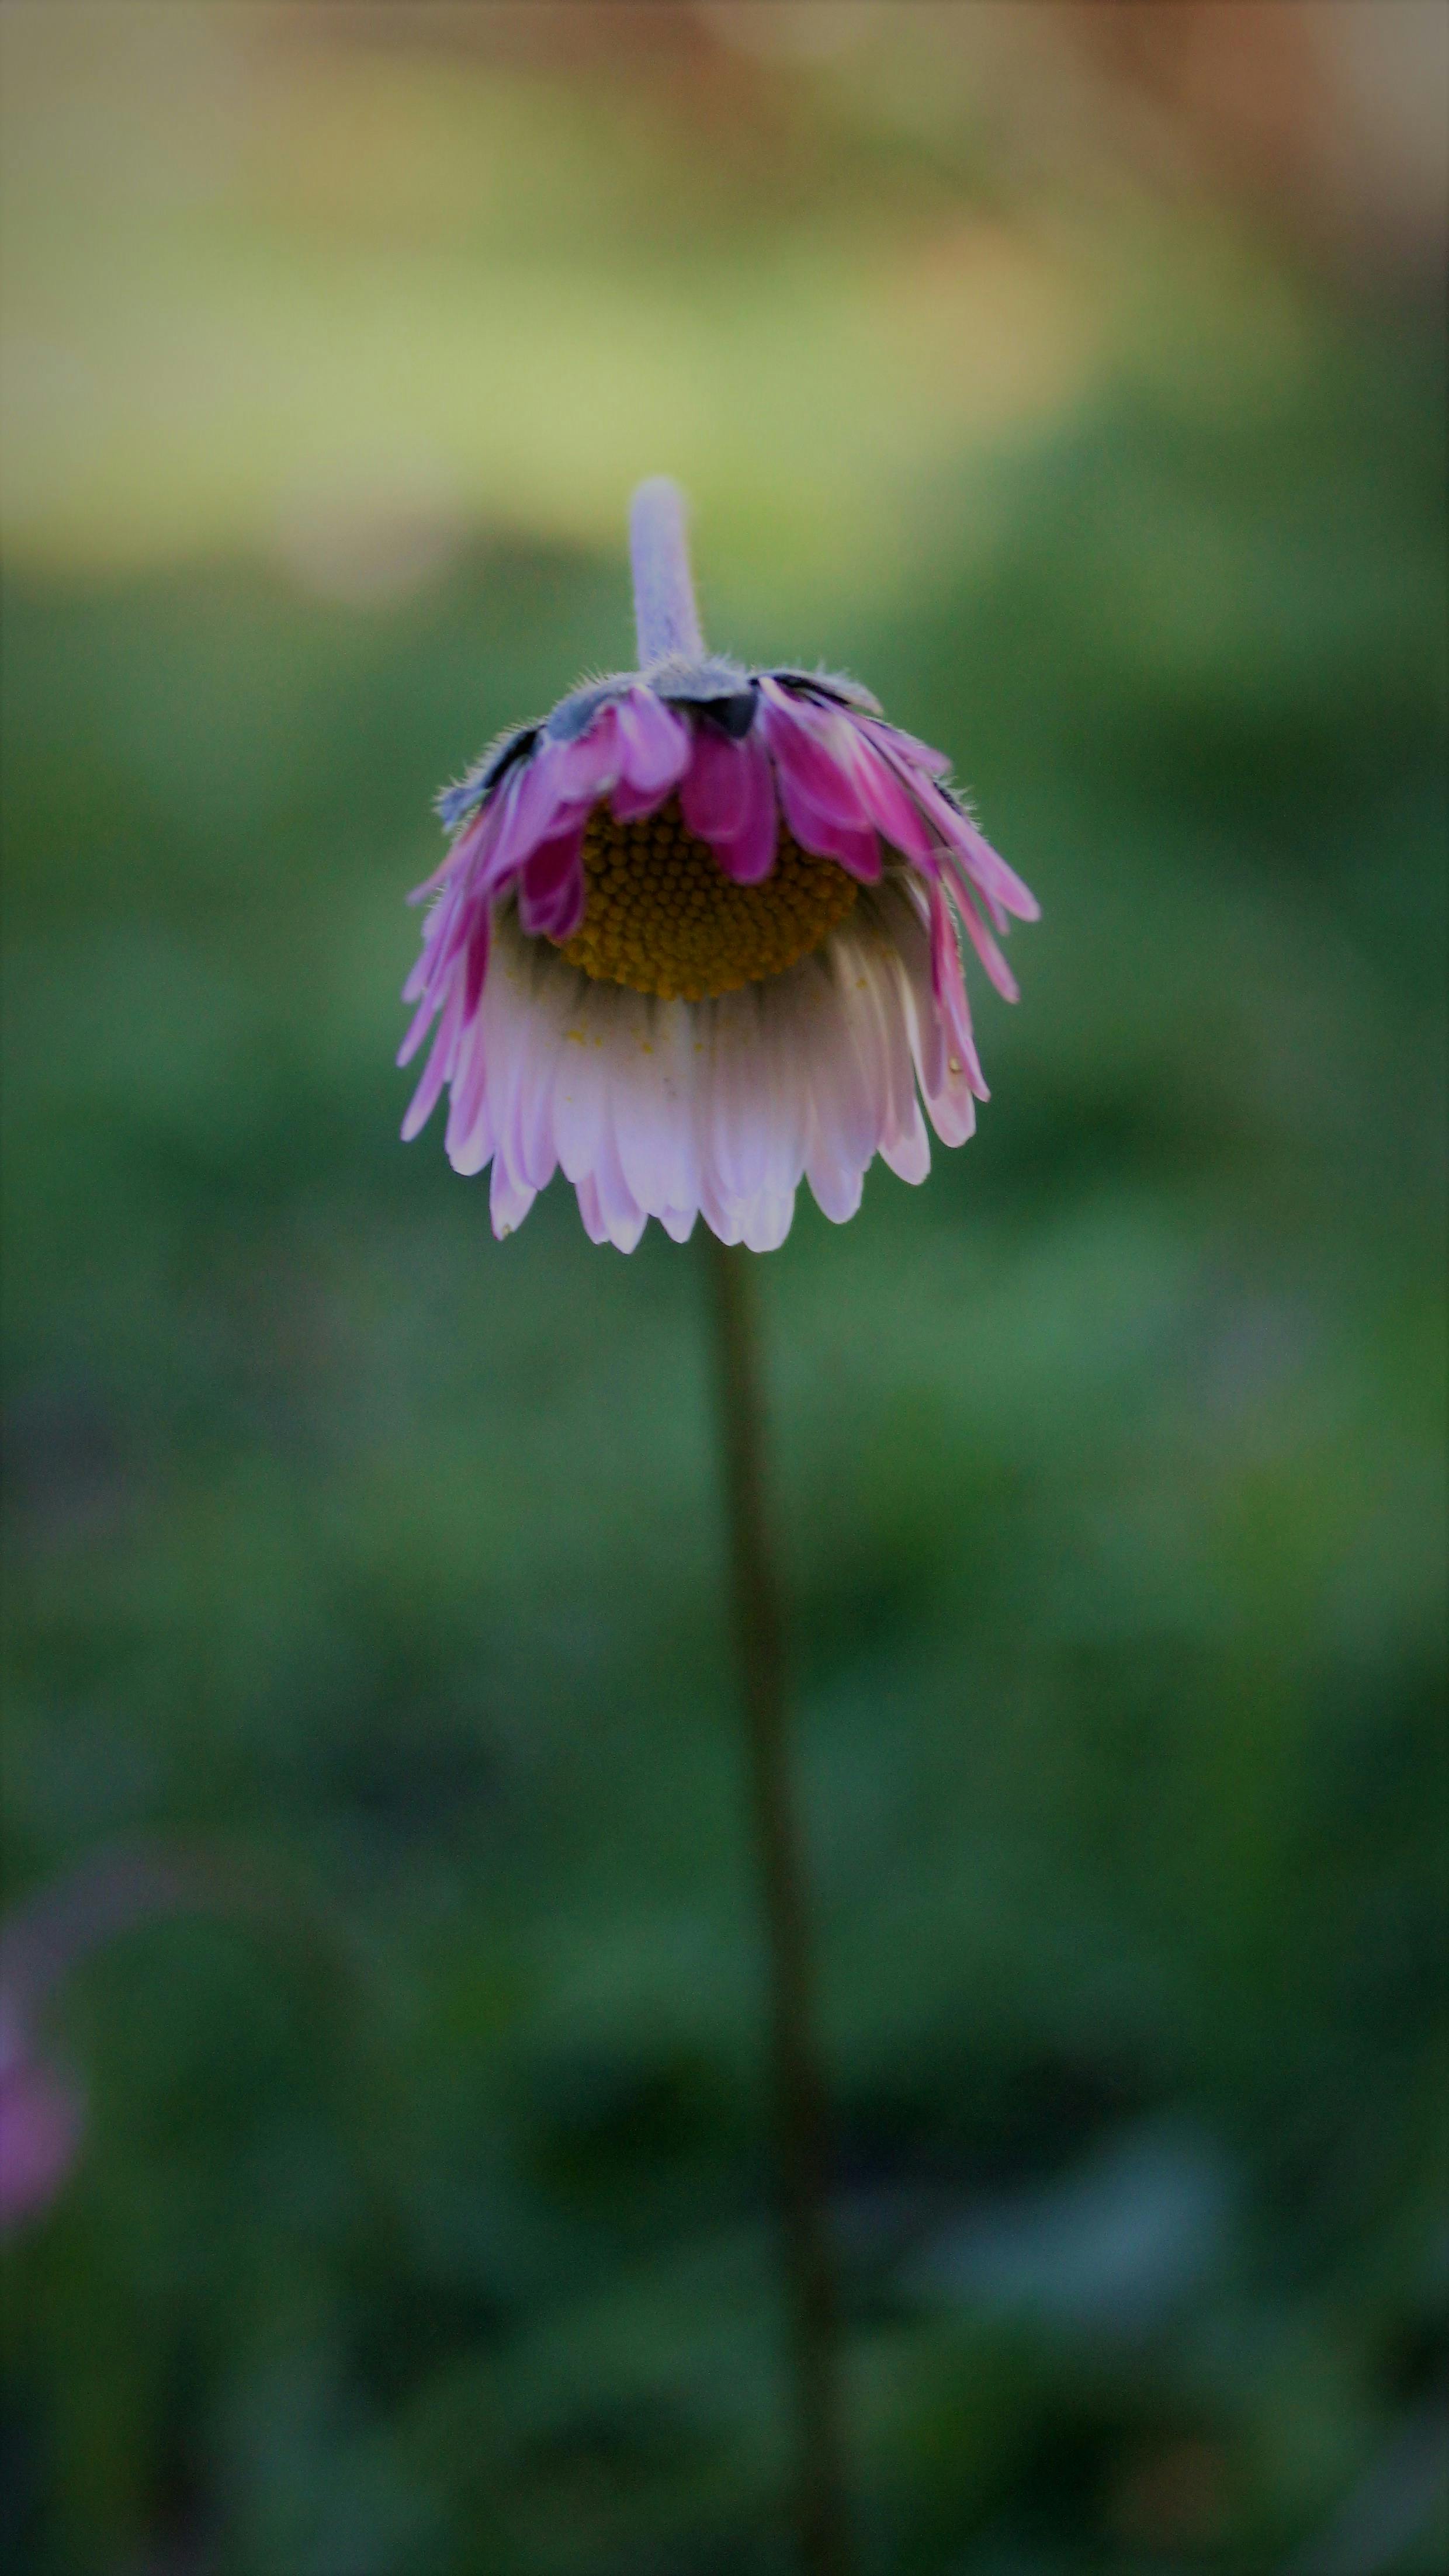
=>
[400,480,1037,1251]
[0,1850,194,2234]
[0,2009,84,2232]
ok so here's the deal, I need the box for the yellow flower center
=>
[557,796,858,1002]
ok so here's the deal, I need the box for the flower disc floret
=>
[560,797,859,1002]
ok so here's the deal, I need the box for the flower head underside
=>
[400,479,1038,1251]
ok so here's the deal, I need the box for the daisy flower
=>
[399,479,1037,1251]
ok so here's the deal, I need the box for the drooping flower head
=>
[400,480,1038,1251]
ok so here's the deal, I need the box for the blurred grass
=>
[0,2,1096,593]
[2,9,1447,2573]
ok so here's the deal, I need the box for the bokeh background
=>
[2,5,1445,2570]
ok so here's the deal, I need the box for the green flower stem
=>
[705,1234,852,2576]
[630,475,706,667]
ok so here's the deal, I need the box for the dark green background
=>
[3,10,1445,2571]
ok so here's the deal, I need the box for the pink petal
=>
[913,776,1040,922]
[863,716,951,778]
[397,982,443,1070]
[772,758,882,881]
[711,734,779,883]
[401,983,464,1141]
[680,724,751,842]
[845,735,935,863]
[401,935,437,1006]
[460,908,492,1017]
[468,766,525,890]
[927,880,987,1099]
[437,875,485,974]
[398,877,478,1051]
[487,744,576,884]
[948,869,1020,1002]
[616,686,689,799]
[554,703,623,803]
[759,681,871,829]
[406,795,500,907]
[609,775,674,823]
[428,863,476,963]
[517,821,587,942]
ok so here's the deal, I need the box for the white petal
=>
[833,938,895,1150]
[740,1190,797,1252]
[609,989,698,1223]
[699,1167,744,1245]
[552,991,611,1184]
[592,1110,647,1254]
[444,1012,493,1172]
[889,884,979,1151]
[925,1078,977,1148]
[876,876,945,1101]
[574,1171,611,1245]
[703,985,772,1208]
[881,1099,931,1184]
[489,1161,536,1239]
[496,947,565,1193]
[656,998,704,1220]
[801,971,875,1218]
[804,1125,865,1223]
[422,846,985,1247]
[851,903,921,1154]
[754,980,811,1203]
